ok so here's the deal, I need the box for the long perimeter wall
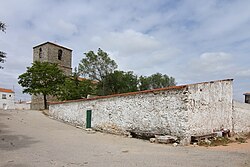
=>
[233,101,250,134]
[49,79,236,144]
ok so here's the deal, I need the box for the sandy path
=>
[203,139,250,154]
[0,109,249,167]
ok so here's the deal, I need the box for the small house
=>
[243,92,250,104]
[0,87,15,109]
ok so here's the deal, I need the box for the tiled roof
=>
[244,92,250,95]
[0,88,14,93]
[77,77,88,81]
[77,77,98,84]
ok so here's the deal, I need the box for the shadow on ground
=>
[0,111,39,151]
[0,134,39,151]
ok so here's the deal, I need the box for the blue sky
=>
[0,0,250,101]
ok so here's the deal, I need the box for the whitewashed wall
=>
[49,79,234,144]
[0,92,15,109]
[93,89,189,137]
[233,101,250,133]
[185,80,233,142]
[15,102,31,110]
[50,87,189,138]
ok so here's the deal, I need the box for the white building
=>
[0,87,15,109]
[15,101,31,110]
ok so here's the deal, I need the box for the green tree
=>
[57,69,96,100]
[0,22,6,32]
[168,76,176,86]
[138,76,151,91]
[78,48,117,95]
[0,51,6,69]
[18,61,66,109]
[0,21,6,69]
[139,73,176,90]
[100,70,138,95]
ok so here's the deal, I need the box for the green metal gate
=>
[86,110,92,128]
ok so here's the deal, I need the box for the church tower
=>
[33,42,72,76]
[31,42,72,109]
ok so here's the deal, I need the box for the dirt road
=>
[0,109,249,167]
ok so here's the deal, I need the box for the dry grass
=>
[246,132,250,138]
[198,133,250,147]
[198,137,232,147]
[234,132,250,144]
[42,110,49,116]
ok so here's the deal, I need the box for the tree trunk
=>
[102,81,105,95]
[43,94,47,109]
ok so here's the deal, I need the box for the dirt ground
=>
[0,109,249,167]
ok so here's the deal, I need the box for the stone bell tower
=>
[31,42,72,109]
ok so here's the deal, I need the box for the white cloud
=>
[88,29,180,74]
[91,29,160,55]
[189,52,233,73]
[1,0,250,101]
[236,69,250,77]
[54,19,78,38]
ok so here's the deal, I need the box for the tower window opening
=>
[39,48,42,58]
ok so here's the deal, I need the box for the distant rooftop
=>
[33,41,72,51]
[77,77,98,84]
[243,92,250,95]
[0,88,14,93]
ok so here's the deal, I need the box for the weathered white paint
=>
[15,102,31,110]
[0,91,15,109]
[50,87,188,137]
[186,80,233,138]
[233,101,250,133]
[49,79,234,144]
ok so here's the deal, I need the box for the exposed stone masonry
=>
[31,42,72,110]
[49,79,236,145]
